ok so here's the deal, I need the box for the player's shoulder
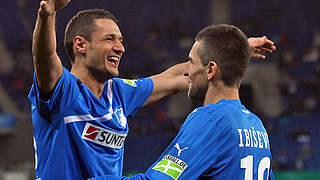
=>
[196,104,223,114]
[184,105,223,129]
[111,77,152,87]
[112,78,138,87]
[192,99,247,127]
[61,66,79,83]
[62,66,72,76]
[195,99,237,116]
[186,103,230,124]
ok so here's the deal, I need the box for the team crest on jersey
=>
[114,108,127,127]
[121,79,137,87]
[81,123,127,149]
[152,155,188,180]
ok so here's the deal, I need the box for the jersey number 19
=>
[241,155,271,180]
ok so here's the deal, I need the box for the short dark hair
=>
[64,9,118,63]
[195,24,250,87]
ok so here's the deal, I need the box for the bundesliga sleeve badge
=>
[152,155,188,180]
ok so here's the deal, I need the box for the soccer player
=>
[28,0,275,179]
[29,0,187,179]
[92,25,275,180]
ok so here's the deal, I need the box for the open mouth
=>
[107,56,119,67]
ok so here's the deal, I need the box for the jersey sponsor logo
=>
[121,79,137,87]
[152,155,188,180]
[174,143,188,157]
[82,123,127,149]
[83,126,100,140]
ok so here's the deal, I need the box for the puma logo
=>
[174,143,188,157]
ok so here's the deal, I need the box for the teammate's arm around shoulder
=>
[32,0,71,100]
[143,62,189,107]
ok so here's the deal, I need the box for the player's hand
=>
[39,0,71,16]
[248,36,276,59]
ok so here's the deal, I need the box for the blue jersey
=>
[91,99,274,180]
[28,67,153,179]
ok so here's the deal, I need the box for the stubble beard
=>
[188,83,208,104]
[104,62,120,79]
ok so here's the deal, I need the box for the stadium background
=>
[0,0,319,179]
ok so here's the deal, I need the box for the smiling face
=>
[85,18,125,79]
[184,41,209,102]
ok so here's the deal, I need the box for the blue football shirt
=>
[28,67,153,179]
[91,99,274,180]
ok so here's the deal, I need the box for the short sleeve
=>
[28,67,78,118]
[112,78,153,117]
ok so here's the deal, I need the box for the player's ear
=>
[74,36,87,55]
[207,60,218,81]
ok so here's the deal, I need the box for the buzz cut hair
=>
[195,24,250,87]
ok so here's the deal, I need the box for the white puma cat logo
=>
[174,143,188,157]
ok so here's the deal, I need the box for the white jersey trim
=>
[107,79,113,114]
[64,114,113,124]
[64,80,114,124]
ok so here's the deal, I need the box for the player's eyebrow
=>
[103,34,123,42]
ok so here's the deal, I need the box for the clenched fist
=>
[39,0,71,16]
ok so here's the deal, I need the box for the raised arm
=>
[32,0,70,99]
[143,62,189,107]
[142,36,276,107]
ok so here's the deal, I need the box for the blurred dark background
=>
[0,0,319,179]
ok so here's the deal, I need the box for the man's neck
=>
[71,66,106,100]
[203,82,239,106]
